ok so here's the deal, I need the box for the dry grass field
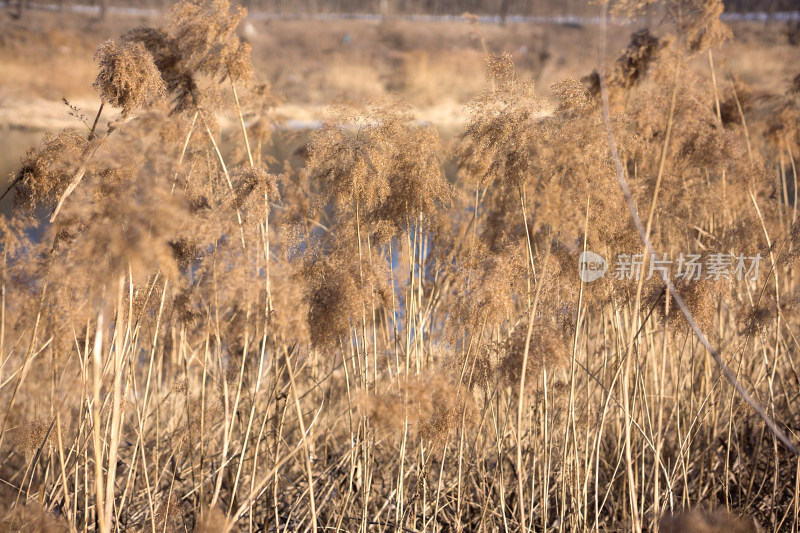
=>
[1,0,800,532]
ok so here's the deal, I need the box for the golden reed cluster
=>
[0,0,799,531]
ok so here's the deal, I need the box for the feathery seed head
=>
[93,40,166,117]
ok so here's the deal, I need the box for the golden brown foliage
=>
[0,1,798,532]
[93,39,166,116]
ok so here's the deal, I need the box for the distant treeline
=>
[8,0,799,18]
[238,0,596,16]
[239,0,799,15]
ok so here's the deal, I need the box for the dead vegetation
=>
[1,0,800,531]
